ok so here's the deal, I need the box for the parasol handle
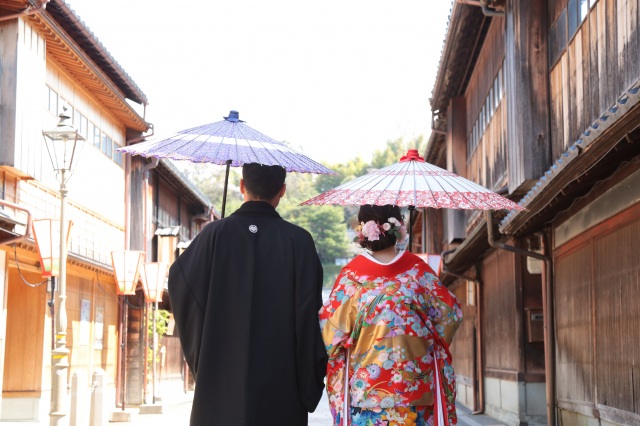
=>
[408,205,415,253]
[221,159,232,218]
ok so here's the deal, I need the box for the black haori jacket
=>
[168,201,327,426]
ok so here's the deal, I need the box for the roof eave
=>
[158,159,213,212]
[46,0,148,105]
[430,3,489,114]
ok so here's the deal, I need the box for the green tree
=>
[313,156,369,194]
[180,163,244,215]
[147,308,170,369]
[277,172,349,263]
[370,136,426,169]
[291,205,348,263]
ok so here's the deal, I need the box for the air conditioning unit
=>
[443,209,466,244]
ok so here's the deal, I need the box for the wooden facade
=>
[0,0,212,422]
[420,0,640,425]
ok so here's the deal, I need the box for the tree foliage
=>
[370,135,426,169]
[180,163,244,216]
[147,308,170,368]
[277,172,349,262]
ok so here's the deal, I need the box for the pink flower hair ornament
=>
[354,217,407,244]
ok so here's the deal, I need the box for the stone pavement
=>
[0,379,333,426]
[128,381,334,426]
[130,394,505,426]
[0,381,505,426]
[456,402,508,426]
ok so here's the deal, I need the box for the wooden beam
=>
[505,0,551,192]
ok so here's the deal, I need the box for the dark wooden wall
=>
[505,0,552,193]
[0,20,18,169]
[126,306,144,405]
[465,19,505,137]
[157,181,179,227]
[521,259,546,378]
[450,280,476,388]
[549,0,640,159]
[554,203,640,423]
[161,336,184,380]
[481,249,522,378]
[465,20,508,191]
[555,241,593,404]
[129,157,145,251]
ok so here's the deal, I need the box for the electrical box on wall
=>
[466,281,476,306]
[443,209,466,244]
[527,257,543,274]
[525,308,544,342]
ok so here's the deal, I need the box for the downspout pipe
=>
[0,0,49,22]
[480,2,504,17]
[127,122,154,145]
[455,0,505,17]
[0,199,32,245]
[431,112,447,135]
[142,158,159,256]
[441,249,484,415]
[485,211,555,426]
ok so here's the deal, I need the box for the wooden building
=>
[0,0,212,422]
[417,1,640,425]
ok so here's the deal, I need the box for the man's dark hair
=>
[242,163,286,200]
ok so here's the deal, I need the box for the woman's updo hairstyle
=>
[356,204,403,252]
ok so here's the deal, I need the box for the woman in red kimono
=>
[319,204,462,426]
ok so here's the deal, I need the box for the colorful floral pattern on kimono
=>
[319,251,462,426]
[350,405,428,426]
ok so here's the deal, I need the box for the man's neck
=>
[244,197,278,208]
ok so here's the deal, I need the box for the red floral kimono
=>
[319,251,462,426]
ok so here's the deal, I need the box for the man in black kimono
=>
[168,163,327,426]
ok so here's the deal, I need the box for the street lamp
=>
[41,106,84,426]
[111,250,144,414]
[141,262,168,406]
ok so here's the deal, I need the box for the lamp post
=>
[110,250,144,415]
[141,262,168,406]
[41,106,84,426]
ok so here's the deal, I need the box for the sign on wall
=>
[80,299,90,346]
[94,306,104,350]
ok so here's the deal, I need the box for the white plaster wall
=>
[484,377,547,425]
[0,397,42,421]
[15,19,48,181]
[456,382,474,409]
[0,251,5,420]
[44,65,126,227]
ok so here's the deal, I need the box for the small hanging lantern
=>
[32,218,73,277]
[111,250,145,295]
[141,262,169,303]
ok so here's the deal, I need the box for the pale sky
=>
[64,0,452,165]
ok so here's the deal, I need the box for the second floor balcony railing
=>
[17,181,124,268]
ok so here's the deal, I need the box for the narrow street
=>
[128,382,333,426]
